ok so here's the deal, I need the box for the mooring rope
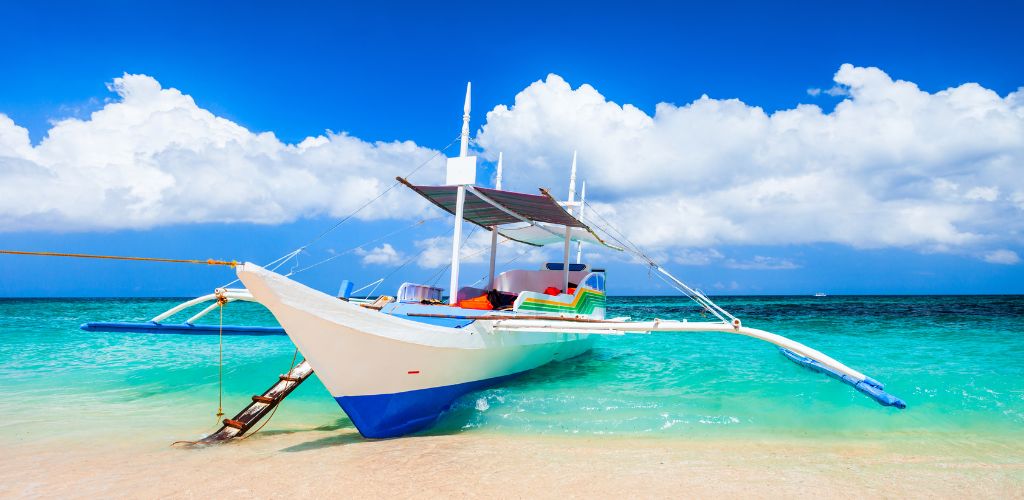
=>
[0,249,237,267]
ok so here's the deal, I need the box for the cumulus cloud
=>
[982,249,1020,265]
[673,248,724,265]
[0,74,441,231]
[724,256,800,270]
[3,67,1022,267]
[414,231,554,269]
[712,280,741,291]
[806,85,848,97]
[476,65,1024,263]
[356,243,405,266]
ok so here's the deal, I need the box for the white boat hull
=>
[237,263,595,437]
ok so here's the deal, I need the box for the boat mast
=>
[487,152,503,289]
[562,151,577,291]
[576,181,586,264]
[448,82,473,304]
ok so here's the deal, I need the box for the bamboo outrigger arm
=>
[491,318,907,409]
[79,288,287,336]
[149,288,254,323]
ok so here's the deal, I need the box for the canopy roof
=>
[397,177,621,250]
[497,224,621,249]
[399,178,583,228]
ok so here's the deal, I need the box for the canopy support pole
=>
[576,181,586,264]
[562,227,572,290]
[450,186,466,305]
[563,151,577,290]
[487,152,503,289]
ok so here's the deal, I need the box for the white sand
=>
[2,428,1022,498]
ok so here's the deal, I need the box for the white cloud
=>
[965,186,999,202]
[476,65,1024,262]
[356,243,405,266]
[724,256,800,270]
[982,249,1020,265]
[824,85,850,97]
[3,67,1022,266]
[0,74,441,231]
[806,85,848,97]
[414,231,554,269]
[673,248,723,265]
[712,280,740,291]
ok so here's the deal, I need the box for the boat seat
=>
[492,269,588,295]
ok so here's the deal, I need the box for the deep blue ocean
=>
[1,295,1022,444]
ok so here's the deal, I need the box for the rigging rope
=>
[351,278,385,296]
[271,134,463,265]
[372,230,448,295]
[285,216,441,277]
[212,135,462,290]
[577,199,736,323]
[0,250,237,267]
[427,225,480,288]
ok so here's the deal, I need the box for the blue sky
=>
[1,0,1023,296]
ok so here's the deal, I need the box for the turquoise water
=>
[1,296,1023,444]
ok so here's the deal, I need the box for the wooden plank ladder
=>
[195,359,315,444]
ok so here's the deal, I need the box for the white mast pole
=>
[576,180,586,264]
[487,152,503,289]
[562,151,577,291]
[449,82,471,304]
[459,82,471,158]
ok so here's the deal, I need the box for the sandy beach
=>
[3,427,1022,499]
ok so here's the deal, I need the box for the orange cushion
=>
[543,286,561,296]
[457,293,493,310]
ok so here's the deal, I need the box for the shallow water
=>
[1,295,1022,445]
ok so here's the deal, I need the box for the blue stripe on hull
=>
[336,371,523,438]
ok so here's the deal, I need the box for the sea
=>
[2,295,1023,447]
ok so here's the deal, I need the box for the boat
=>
[233,83,906,439]
[814,292,827,297]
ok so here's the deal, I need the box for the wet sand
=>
[2,428,1022,498]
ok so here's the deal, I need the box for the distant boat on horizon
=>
[814,292,828,297]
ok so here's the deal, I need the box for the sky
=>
[1,0,1023,297]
